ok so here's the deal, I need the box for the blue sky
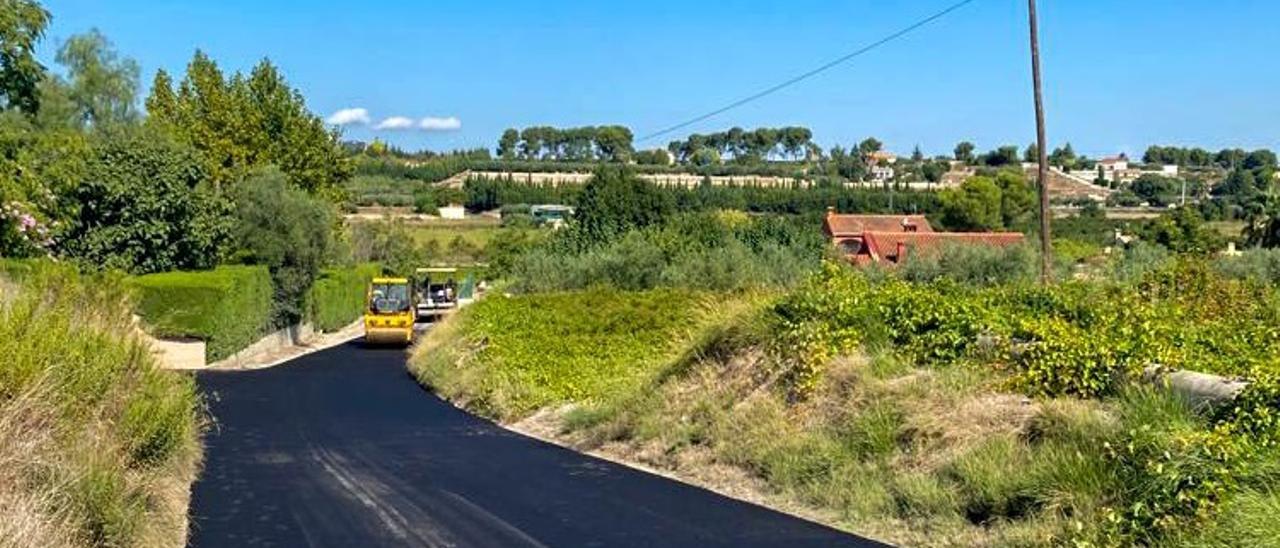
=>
[38,0,1280,158]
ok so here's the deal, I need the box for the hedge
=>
[307,263,381,332]
[130,265,273,361]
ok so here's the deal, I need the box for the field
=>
[411,252,1280,547]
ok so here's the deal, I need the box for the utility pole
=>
[1027,0,1053,284]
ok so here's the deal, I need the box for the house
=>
[871,165,895,183]
[823,209,1024,266]
[868,151,898,165]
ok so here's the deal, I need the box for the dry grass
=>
[0,264,203,548]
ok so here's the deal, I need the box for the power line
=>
[638,0,979,144]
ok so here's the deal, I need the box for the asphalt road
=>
[188,341,884,548]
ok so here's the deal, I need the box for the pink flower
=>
[18,213,36,232]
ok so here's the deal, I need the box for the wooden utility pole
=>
[1027,0,1052,284]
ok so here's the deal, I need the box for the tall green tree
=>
[0,0,50,115]
[497,128,518,159]
[954,141,975,163]
[54,29,140,127]
[573,166,674,245]
[230,168,335,325]
[145,52,350,196]
[940,176,1003,231]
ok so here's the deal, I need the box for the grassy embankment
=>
[0,260,202,547]
[411,255,1280,547]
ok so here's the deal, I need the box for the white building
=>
[438,205,466,220]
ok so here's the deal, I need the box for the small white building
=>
[438,205,466,220]
[871,165,895,183]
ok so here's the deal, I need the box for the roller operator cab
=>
[414,267,459,320]
[364,277,415,345]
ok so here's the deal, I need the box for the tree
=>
[633,148,670,165]
[1023,142,1039,164]
[921,159,948,184]
[954,141,975,163]
[230,168,335,325]
[594,125,634,162]
[0,0,50,115]
[1049,142,1077,169]
[54,29,140,127]
[995,169,1035,229]
[1140,206,1223,254]
[690,147,721,167]
[58,126,232,273]
[573,166,674,244]
[940,176,1003,231]
[858,137,883,158]
[497,128,519,160]
[1243,195,1280,248]
[145,53,350,196]
[911,145,924,163]
[982,146,1020,167]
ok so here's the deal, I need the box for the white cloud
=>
[418,116,462,131]
[374,116,417,130]
[325,107,370,126]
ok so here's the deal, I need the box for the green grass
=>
[408,256,1280,546]
[411,288,701,420]
[1,259,201,547]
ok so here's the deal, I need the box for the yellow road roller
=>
[364,277,415,345]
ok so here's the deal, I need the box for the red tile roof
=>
[862,231,1026,263]
[824,213,933,237]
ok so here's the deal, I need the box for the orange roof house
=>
[823,213,933,238]
[823,209,1024,266]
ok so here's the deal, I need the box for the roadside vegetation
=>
[0,260,201,547]
[412,166,1280,546]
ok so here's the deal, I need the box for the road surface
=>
[188,341,883,547]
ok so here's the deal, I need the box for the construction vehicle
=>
[364,277,415,345]
[414,267,458,320]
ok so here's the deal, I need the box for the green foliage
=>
[506,212,824,293]
[667,126,817,164]
[1139,206,1225,254]
[306,263,381,332]
[145,52,350,195]
[572,166,674,245]
[413,289,700,420]
[899,242,1039,286]
[130,265,272,361]
[348,219,425,276]
[229,168,335,326]
[52,28,140,127]
[940,176,1002,230]
[0,0,50,114]
[0,259,200,546]
[58,125,232,273]
[505,125,634,162]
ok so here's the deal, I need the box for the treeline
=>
[496,125,635,162]
[462,171,942,216]
[1143,145,1277,170]
[666,126,817,164]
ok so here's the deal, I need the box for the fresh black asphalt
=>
[188,340,885,547]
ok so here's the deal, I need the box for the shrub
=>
[57,126,232,274]
[230,168,336,326]
[130,265,272,361]
[307,263,380,332]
